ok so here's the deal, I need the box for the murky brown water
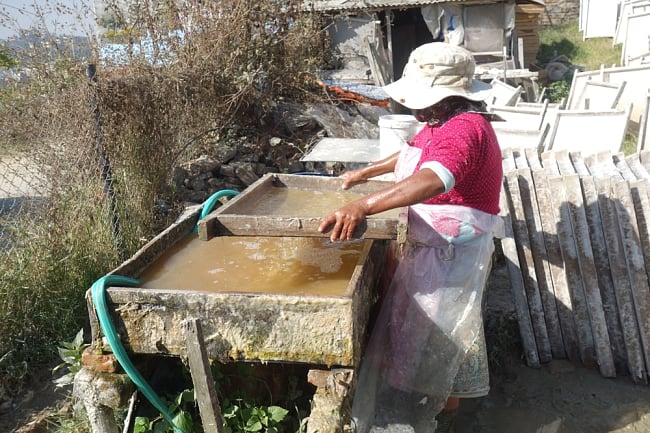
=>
[233,188,399,219]
[139,234,368,297]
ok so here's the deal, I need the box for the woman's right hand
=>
[319,200,369,242]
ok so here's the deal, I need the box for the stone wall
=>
[540,0,580,26]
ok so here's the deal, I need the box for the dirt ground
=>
[458,263,650,433]
[2,262,650,433]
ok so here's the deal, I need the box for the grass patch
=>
[538,20,622,71]
[537,20,639,154]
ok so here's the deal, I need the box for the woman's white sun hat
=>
[383,42,493,110]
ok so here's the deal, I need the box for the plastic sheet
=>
[351,145,503,433]
[351,207,501,433]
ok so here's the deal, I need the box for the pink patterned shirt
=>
[410,112,502,215]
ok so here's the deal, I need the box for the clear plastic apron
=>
[351,145,504,433]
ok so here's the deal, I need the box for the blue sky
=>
[0,0,95,39]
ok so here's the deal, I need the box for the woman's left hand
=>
[318,201,369,242]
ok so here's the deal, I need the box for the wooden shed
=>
[306,0,544,85]
[515,0,545,69]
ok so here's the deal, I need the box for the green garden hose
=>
[193,189,239,233]
[91,275,187,433]
[92,189,239,432]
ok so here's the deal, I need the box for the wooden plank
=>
[614,180,650,379]
[505,170,552,363]
[183,318,226,433]
[531,169,580,362]
[568,152,590,176]
[583,152,599,175]
[580,176,629,374]
[540,151,560,175]
[586,151,618,178]
[555,150,576,175]
[499,185,541,368]
[594,177,647,383]
[612,153,638,181]
[640,150,650,172]
[626,154,650,180]
[517,168,565,358]
[502,147,516,173]
[563,175,616,377]
[596,151,624,179]
[524,147,543,170]
[547,176,597,368]
[513,148,529,169]
[630,180,650,281]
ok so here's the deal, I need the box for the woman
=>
[318,42,504,433]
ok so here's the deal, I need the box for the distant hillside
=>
[1,32,93,63]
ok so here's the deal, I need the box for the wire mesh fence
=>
[0,153,48,251]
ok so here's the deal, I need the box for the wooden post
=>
[524,147,542,170]
[541,151,560,175]
[183,318,226,433]
[613,153,637,181]
[639,150,650,172]
[554,150,575,175]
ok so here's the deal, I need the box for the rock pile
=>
[172,101,390,203]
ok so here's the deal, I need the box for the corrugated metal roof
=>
[305,0,507,12]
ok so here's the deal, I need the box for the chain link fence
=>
[0,154,47,251]
[0,81,122,257]
[0,78,135,380]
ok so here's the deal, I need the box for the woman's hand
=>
[318,200,369,242]
[337,152,399,189]
[339,169,366,190]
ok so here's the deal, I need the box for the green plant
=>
[223,398,289,433]
[133,389,195,433]
[0,49,17,68]
[52,328,89,388]
[546,79,571,104]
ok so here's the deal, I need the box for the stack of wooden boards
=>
[500,147,650,384]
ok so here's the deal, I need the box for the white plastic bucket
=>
[378,115,423,160]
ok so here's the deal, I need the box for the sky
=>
[0,0,96,39]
